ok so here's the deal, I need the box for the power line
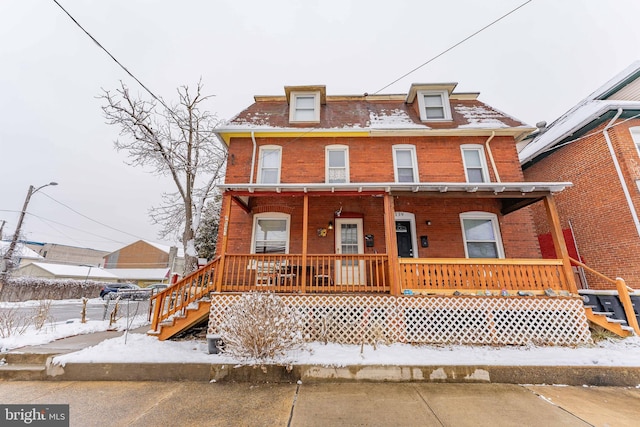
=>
[39,192,147,240]
[372,0,534,94]
[51,0,174,115]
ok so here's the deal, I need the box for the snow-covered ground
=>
[2,299,640,368]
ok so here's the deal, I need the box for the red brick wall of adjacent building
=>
[524,119,640,289]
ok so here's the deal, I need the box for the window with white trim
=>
[258,145,281,184]
[631,127,640,157]
[417,90,452,121]
[461,144,490,183]
[326,145,349,183]
[460,212,504,259]
[251,213,290,254]
[289,92,320,123]
[393,145,419,183]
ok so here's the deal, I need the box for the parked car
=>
[100,283,146,300]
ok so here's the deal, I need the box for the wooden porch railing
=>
[569,257,640,335]
[150,257,220,332]
[398,258,571,293]
[219,253,391,293]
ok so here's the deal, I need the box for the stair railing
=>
[150,256,220,333]
[570,257,640,335]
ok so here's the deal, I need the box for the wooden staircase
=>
[148,257,219,341]
[571,257,639,338]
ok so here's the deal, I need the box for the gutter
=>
[602,108,640,238]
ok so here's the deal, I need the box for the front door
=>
[335,218,365,285]
[396,220,414,258]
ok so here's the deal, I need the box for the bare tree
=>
[100,81,226,274]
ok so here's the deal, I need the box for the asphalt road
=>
[0,299,151,323]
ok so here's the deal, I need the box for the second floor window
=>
[461,145,490,183]
[326,145,349,183]
[258,146,281,184]
[393,145,418,183]
[631,126,640,157]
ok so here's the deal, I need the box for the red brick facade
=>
[524,118,640,289]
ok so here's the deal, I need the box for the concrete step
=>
[0,364,46,381]
[1,352,58,365]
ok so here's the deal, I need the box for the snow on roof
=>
[519,62,640,164]
[368,109,428,129]
[105,268,170,281]
[519,99,640,164]
[27,262,118,279]
[0,241,43,260]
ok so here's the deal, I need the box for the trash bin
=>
[580,292,604,312]
[597,295,627,322]
[207,334,223,354]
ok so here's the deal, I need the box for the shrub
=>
[219,293,304,361]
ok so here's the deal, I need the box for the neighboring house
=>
[0,240,43,267]
[23,241,109,267]
[12,262,118,282]
[103,240,184,281]
[520,62,640,290]
[150,83,623,343]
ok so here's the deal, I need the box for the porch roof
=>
[219,181,572,215]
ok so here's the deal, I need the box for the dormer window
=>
[289,92,320,123]
[417,90,452,121]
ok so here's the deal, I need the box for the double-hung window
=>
[252,213,290,254]
[460,212,504,259]
[461,144,490,183]
[393,145,418,183]
[631,127,640,157]
[289,92,320,123]
[326,145,349,183]
[417,90,452,121]
[258,146,281,184]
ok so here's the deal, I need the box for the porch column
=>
[543,194,578,294]
[215,192,233,293]
[301,194,308,293]
[384,193,401,295]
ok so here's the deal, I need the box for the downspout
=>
[484,131,500,182]
[603,108,640,238]
[250,131,257,184]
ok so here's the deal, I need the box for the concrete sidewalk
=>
[3,329,640,386]
[0,381,639,426]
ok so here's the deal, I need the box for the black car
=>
[99,283,141,299]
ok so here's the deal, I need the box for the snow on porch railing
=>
[150,256,219,332]
[399,258,570,293]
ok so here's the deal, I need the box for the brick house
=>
[150,83,614,343]
[520,62,640,291]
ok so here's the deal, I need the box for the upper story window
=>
[393,145,419,183]
[251,212,290,254]
[258,145,281,184]
[417,90,452,121]
[461,144,490,183]
[289,92,320,123]
[631,127,640,156]
[326,145,349,183]
[460,212,504,259]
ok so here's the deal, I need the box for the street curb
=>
[39,362,640,386]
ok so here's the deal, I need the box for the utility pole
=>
[0,220,6,239]
[1,182,58,275]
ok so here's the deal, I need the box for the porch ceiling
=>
[220,182,572,215]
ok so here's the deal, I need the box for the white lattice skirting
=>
[207,294,593,346]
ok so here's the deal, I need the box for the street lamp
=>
[1,182,58,274]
